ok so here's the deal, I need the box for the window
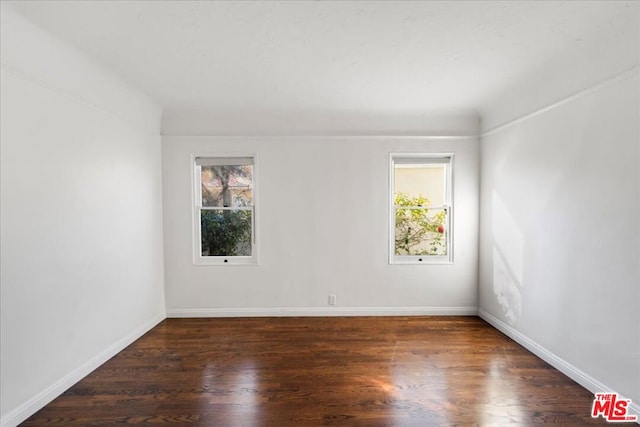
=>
[390,154,452,264]
[194,156,257,264]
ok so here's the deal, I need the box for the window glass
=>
[201,165,253,208]
[195,157,256,264]
[391,155,452,263]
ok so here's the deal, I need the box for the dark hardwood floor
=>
[22,316,616,425]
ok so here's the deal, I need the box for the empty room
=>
[1,1,638,425]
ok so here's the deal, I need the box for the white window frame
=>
[389,153,453,265]
[193,154,258,265]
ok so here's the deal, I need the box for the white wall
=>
[163,134,479,316]
[162,110,480,138]
[478,69,639,409]
[0,7,165,426]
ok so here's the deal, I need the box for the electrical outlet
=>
[328,294,336,306]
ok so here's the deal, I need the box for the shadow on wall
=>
[492,193,524,326]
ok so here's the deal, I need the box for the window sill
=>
[390,256,452,265]
[194,257,258,266]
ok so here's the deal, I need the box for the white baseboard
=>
[167,306,479,318]
[479,309,640,424]
[1,312,166,427]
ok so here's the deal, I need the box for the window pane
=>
[394,163,446,206]
[394,207,447,256]
[201,165,253,207]
[201,209,252,256]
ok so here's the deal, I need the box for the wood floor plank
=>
[21,317,619,425]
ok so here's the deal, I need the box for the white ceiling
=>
[4,1,639,132]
